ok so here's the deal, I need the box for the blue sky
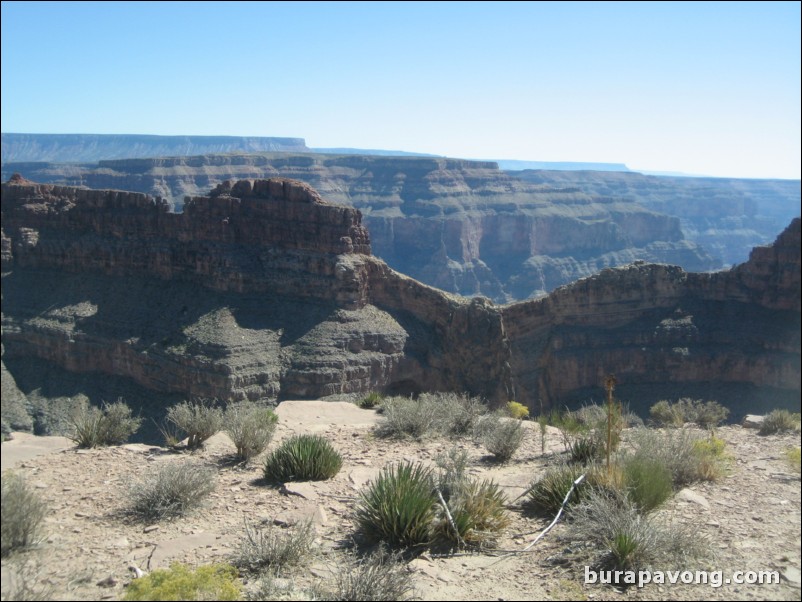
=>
[2,1,800,178]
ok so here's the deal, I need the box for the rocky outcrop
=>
[2,179,798,425]
[1,133,308,163]
[1,154,721,301]
[1,176,370,306]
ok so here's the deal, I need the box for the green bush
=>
[477,412,524,462]
[620,454,673,512]
[1,472,48,557]
[356,462,437,548]
[69,399,142,448]
[127,460,217,521]
[355,391,384,409]
[759,409,802,435]
[230,520,313,575]
[166,399,224,449]
[434,447,470,502]
[224,402,278,462]
[319,547,414,601]
[123,563,241,601]
[506,401,529,420]
[692,400,729,429]
[263,434,342,483]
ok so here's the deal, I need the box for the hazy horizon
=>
[2,1,800,179]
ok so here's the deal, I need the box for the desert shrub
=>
[551,403,621,464]
[475,411,524,462]
[759,409,802,435]
[785,448,801,473]
[355,391,384,409]
[691,434,731,481]
[525,462,588,516]
[376,396,438,438]
[650,398,729,429]
[263,434,342,483]
[123,563,240,601]
[231,520,313,575]
[356,462,437,548]
[319,547,414,601]
[692,400,729,429]
[127,460,217,521]
[166,399,224,449]
[566,489,707,572]
[434,478,510,547]
[649,399,683,427]
[69,399,142,448]
[434,392,487,436]
[434,447,470,501]
[224,402,278,462]
[620,453,674,512]
[1,472,48,557]
[376,392,487,439]
[506,401,530,420]
[628,427,727,486]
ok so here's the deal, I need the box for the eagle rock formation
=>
[1,176,799,432]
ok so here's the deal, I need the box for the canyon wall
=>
[2,178,798,431]
[1,154,723,302]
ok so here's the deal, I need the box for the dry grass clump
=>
[231,520,314,575]
[566,489,708,572]
[1,472,48,557]
[317,547,415,601]
[126,459,217,521]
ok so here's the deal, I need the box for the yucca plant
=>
[525,462,587,516]
[356,462,437,548]
[263,434,343,483]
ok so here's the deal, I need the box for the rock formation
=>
[1,154,723,301]
[2,178,799,430]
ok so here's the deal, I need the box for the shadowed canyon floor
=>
[1,400,800,601]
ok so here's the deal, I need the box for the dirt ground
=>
[1,400,800,601]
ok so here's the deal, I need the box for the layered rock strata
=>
[2,178,798,418]
[2,154,724,301]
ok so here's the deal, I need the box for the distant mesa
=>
[1,133,309,163]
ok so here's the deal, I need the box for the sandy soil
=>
[1,399,800,601]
